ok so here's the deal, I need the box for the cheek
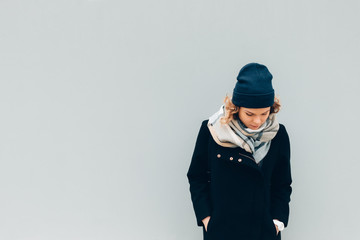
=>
[260,115,269,123]
[240,114,251,123]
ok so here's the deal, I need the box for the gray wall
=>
[0,0,359,239]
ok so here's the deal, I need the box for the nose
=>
[253,117,261,125]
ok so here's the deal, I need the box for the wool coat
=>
[187,119,292,240]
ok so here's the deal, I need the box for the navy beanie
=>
[232,63,275,108]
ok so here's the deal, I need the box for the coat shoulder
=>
[195,119,211,139]
[277,123,291,151]
[200,119,210,135]
[278,123,290,137]
[201,119,209,126]
[278,122,285,130]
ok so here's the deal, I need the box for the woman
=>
[187,63,292,240]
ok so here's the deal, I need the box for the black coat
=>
[187,119,292,240]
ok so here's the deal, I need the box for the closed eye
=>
[246,113,268,116]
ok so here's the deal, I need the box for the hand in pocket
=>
[274,224,279,235]
[202,216,211,232]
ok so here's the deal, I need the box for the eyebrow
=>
[245,110,270,114]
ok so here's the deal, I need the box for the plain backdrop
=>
[1,0,360,239]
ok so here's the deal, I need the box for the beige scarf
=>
[207,104,280,164]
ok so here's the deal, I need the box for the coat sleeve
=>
[186,120,212,227]
[270,124,293,228]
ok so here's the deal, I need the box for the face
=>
[238,107,271,130]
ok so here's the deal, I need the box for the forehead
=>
[240,107,270,114]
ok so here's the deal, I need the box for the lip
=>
[250,125,259,128]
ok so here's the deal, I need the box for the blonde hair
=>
[220,94,281,124]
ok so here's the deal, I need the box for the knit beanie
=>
[232,63,275,108]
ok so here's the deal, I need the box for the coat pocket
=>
[206,216,213,233]
[271,221,278,237]
[271,220,282,240]
[264,213,278,240]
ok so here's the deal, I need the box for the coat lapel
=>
[214,143,264,176]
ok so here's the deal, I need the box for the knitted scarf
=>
[207,104,280,164]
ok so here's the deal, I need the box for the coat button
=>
[230,157,233,160]
[217,154,221,158]
[238,158,242,162]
